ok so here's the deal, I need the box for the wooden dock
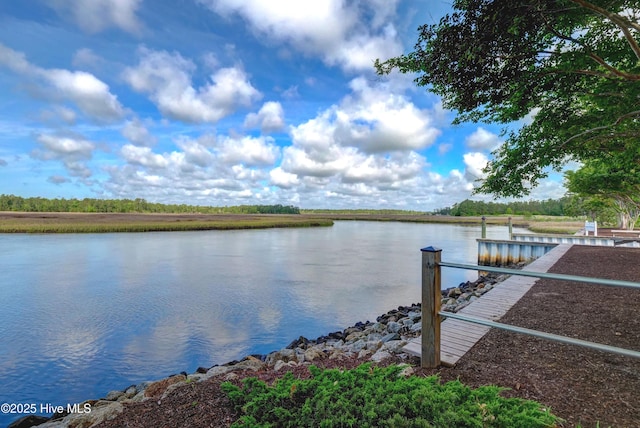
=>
[404,244,572,366]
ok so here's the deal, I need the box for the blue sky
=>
[0,0,567,210]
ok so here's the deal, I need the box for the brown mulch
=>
[94,245,640,428]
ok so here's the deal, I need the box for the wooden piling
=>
[421,246,442,368]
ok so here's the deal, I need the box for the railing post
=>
[481,216,487,239]
[508,217,512,239]
[421,246,442,368]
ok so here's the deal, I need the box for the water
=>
[0,221,516,425]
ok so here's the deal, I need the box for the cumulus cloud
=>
[43,69,124,121]
[258,76,447,206]
[244,101,285,133]
[0,43,125,123]
[46,0,143,34]
[198,0,402,72]
[121,144,170,169]
[31,133,96,177]
[218,135,280,166]
[286,77,438,163]
[122,48,261,123]
[122,118,157,147]
[463,152,489,180]
[269,167,299,189]
[465,127,502,150]
[175,137,215,167]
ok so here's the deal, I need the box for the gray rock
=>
[266,348,296,365]
[370,349,392,362]
[350,339,366,352]
[366,339,382,351]
[386,321,402,333]
[49,401,124,428]
[105,390,124,401]
[366,333,383,342]
[381,332,399,343]
[410,323,422,332]
[407,311,421,321]
[383,340,407,354]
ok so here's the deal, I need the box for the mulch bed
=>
[95,245,640,428]
[432,245,640,427]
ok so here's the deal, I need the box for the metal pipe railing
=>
[440,312,640,359]
[420,246,640,368]
[439,261,640,290]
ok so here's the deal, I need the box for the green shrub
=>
[221,363,558,428]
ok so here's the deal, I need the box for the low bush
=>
[221,363,558,427]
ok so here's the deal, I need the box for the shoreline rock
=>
[14,269,518,428]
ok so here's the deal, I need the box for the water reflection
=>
[0,221,516,425]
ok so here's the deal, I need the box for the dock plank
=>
[405,244,572,366]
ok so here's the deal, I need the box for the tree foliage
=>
[435,198,571,216]
[0,194,301,215]
[376,0,640,197]
[565,156,640,228]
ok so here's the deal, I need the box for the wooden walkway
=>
[404,244,573,366]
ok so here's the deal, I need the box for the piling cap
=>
[420,246,442,252]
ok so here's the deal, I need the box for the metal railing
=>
[419,246,640,368]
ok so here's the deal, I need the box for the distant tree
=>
[565,157,640,229]
[376,0,640,197]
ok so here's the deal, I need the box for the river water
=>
[0,221,518,424]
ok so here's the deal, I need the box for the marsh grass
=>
[0,215,334,233]
[0,211,584,234]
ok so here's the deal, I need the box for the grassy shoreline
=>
[0,211,585,234]
[0,212,334,233]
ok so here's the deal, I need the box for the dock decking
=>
[403,244,573,366]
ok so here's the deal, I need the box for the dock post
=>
[481,216,487,239]
[421,246,442,368]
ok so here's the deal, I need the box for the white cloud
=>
[465,127,502,150]
[0,43,31,73]
[47,0,143,34]
[463,152,489,180]
[244,101,285,133]
[218,135,280,166]
[0,43,125,123]
[121,144,170,169]
[123,48,261,123]
[122,119,157,147]
[42,69,124,122]
[326,25,400,72]
[269,167,299,189]
[31,133,96,178]
[288,77,438,158]
[175,138,215,168]
[199,0,402,72]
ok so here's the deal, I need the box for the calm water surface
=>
[0,221,519,424]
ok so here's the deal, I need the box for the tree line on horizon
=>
[0,194,301,215]
[0,193,591,219]
[433,198,571,217]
